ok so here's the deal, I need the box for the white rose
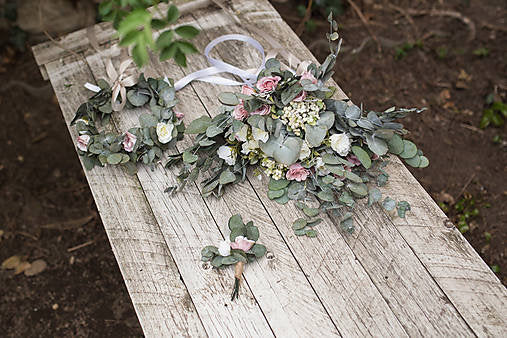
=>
[314,156,330,176]
[156,122,174,144]
[241,139,259,155]
[218,240,231,257]
[217,145,237,165]
[299,141,311,160]
[330,133,351,156]
[252,127,269,143]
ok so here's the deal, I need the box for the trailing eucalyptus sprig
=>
[98,0,199,67]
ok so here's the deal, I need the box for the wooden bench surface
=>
[32,0,506,336]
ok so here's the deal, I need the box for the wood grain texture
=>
[32,0,507,336]
[43,55,206,337]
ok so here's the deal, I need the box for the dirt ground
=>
[0,0,505,336]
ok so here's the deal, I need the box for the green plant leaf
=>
[166,5,179,24]
[177,41,198,54]
[228,214,244,230]
[419,156,429,168]
[119,30,141,46]
[118,8,151,36]
[174,49,187,66]
[132,42,149,67]
[292,218,307,230]
[219,170,236,184]
[399,140,417,159]
[268,178,290,190]
[246,225,259,241]
[185,116,212,134]
[267,189,285,200]
[218,92,240,106]
[156,30,174,49]
[387,134,404,154]
[351,146,371,169]
[303,207,319,217]
[251,244,267,258]
[107,153,123,165]
[160,42,178,61]
[151,18,167,30]
[175,25,200,39]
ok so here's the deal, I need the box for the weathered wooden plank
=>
[185,1,477,336]
[43,55,206,337]
[382,159,507,337]
[84,49,277,338]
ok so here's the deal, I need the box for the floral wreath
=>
[72,60,185,175]
[165,16,429,234]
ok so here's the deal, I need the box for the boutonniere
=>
[201,214,267,300]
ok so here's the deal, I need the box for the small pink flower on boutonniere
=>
[286,163,310,182]
[256,76,281,93]
[175,111,185,119]
[300,71,317,84]
[123,131,137,152]
[232,102,249,120]
[293,90,307,102]
[241,85,255,95]
[76,135,90,152]
[230,236,255,252]
[250,104,270,116]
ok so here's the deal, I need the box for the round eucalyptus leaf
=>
[387,134,404,155]
[292,218,307,230]
[274,193,290,204]
[267,189,285,200]
[303,207,320,217]
[107,153,123,165]
[219,170,236,185]
[305,125,327,147]
[404,155,421,167]
[127,90,150,107]
[347,182,368,196]
[317,111,335,129]
[268,178,290,190]
[228,214,244,230]
[218,92,239,106]
[345,104,361,120]
[206,125,223,138]
[400,140,417,159]
[419,156,429,168]
[366,134,388,156]
[251,244,267,258]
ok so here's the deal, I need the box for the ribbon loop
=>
[174,34,266,91]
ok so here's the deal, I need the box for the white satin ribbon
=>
[172,34,266,91]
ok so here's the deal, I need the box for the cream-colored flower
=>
[252,127,269,143]
[241,139,259,155]
[330,133,351,156]
[218,240,231,257]
[235,124,249,142]
[299,141,311,160]
[156,122,174,144]
[314,156,330,176]
[217,145,237,165]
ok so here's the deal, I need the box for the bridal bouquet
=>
[166,18,428,233]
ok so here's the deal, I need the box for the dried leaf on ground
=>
[24,259,47,276]
[14,261,31,275]
[2,255,21,269]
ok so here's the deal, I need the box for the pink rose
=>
[175,111,184,119]
[300,71,317,84]
[256,76,281,93]
[346,154,361,166]
[76,134,90,152]
[293,90,307,102]
[230,236,255,252]
[241,85,255,96]
[123,131,137,152]
[232,103,249,120]
[286,163,310,182]
[251,104,270,116]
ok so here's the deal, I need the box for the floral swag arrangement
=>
[166,18,428,234]
[71,60,185,175]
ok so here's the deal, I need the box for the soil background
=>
[0,0,505,336]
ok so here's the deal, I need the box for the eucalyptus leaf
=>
[228,214,245,230]
[382,197,396,211]
[303,207,320,217]
[368,187,382,206]
[268,178,290,190]
[267,189,285,200]
[292,218,307,230]
[186,116,212,134]
[219,170,236,185]
[366,134,388,156]
[351,146,371,169]
[107,153,123,165]
[399,140,417,159]
[387,134,404,154]
[218,92,239,106]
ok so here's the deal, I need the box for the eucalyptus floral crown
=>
[165,15,428,235]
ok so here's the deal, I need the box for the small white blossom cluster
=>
[280,100,324,136]
[260,157,287,180]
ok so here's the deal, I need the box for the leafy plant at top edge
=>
[98,0,199,67]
